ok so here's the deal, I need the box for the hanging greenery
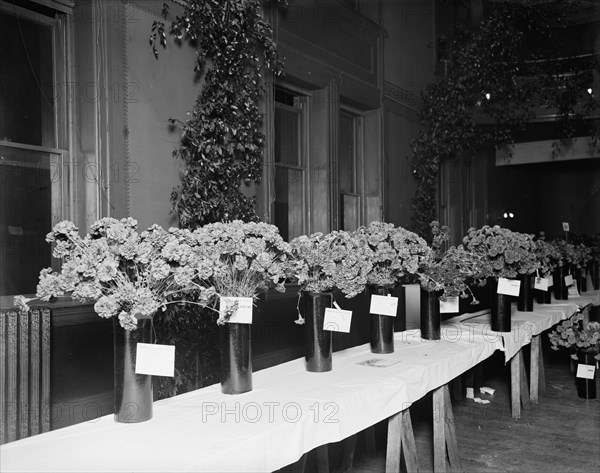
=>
[151,0,284,228]
[149,0,284,396]
[410,0,600,239]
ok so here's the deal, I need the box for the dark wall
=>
[383,100,419,227]
[488,155,600,238]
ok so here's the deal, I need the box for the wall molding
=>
[383,81,422,112]
[121,1,131,217]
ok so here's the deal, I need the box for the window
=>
[273,87,307,241]
[338,109,362,230]
[0,0,70,295]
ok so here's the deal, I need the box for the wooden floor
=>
[281,345,600,473]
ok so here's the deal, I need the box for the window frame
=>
[0,0,73,289]
[272,85,310,240]
[337,105,365,231]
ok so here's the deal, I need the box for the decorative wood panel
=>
[0,308,50,445]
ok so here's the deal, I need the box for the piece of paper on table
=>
[357,358,402,368]
[466,387,474,399]
[370,294,398,317]
[440,296,459,313]
[220,296,253,324]
[576,363,595,380]
[564,274,573,287]
[568,281,580,297]
[135,343,175,377]
[323,307,352,333]
[497,277,521,297]
[480,386,495,395]
[534,277,549,291]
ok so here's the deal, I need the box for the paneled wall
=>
[381,0,435,228]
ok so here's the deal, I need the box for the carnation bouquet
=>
[14,218,216,330]
[551,239,593,270]
[417,222,485,302]
[533,232,561,276]
[548,313,600,361]
[351,221,431,289]
[191,220,292,324]
[462,225,540,279]
[289,230,372,299]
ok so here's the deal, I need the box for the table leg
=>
[519,351,530,410]
[401,410,419,472]
[443,384,461,471]
[433,384,461,473]
[510,353,521,420]
[530,335,540,404]
[385,409,418,473]
[539,337,546,394]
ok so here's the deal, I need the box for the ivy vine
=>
[410,0,600,239]
[151,0,284,228]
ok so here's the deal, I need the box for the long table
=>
[1,329,498,473]
[2,290,598,472]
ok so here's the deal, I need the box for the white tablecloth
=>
[0,331,497,473]
[446,289,600,362]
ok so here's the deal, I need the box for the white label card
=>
[568,281,580,297]
[534,277,549,291]
[370,294,398,317]
[135,343,175,377]
[564,274,573,287]
[323,307,352,333]
[439,296,459,313]
[220,296,253,324]
[562,222,570,231]
[576,363,595,380]
[546,274,554,288]
[497,277,521,297]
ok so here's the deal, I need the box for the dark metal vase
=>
[517,273,534,312]
[302,291,333,372]
[535,288,552,304]
[420,288,442,340]
[489,278,512,333]
[113,317,153,423]
[369,286,395,354]
[575,351,597,399]
[553,266,569,300]
[572,266,582,294]
[579,268,587,293]
[220,323,253,394]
